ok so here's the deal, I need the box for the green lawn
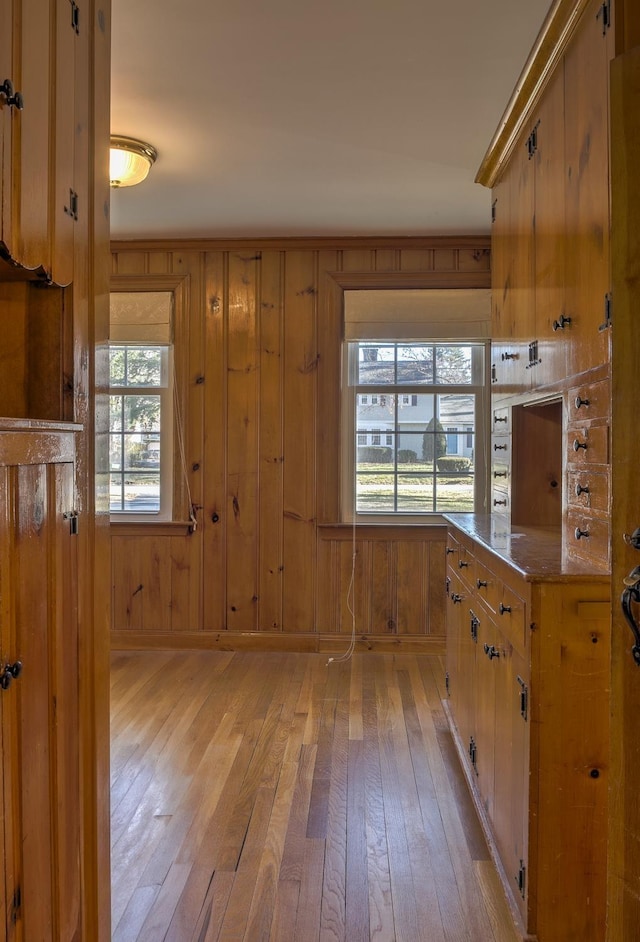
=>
[356,461,474,512]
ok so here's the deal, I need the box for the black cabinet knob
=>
[575,483,590,497]
[575,527,590,540]
[1,79,24,110]
[451,594,462,604]
[552,314,571,331]
[476,578,487,589]
[499,602,511,615]
[573,438,588,451]
[575,395,590,409]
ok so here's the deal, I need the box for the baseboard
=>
[110,629,446,655]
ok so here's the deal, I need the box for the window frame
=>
[108,275,190,527]
[341,340,490,522]
[109,342,174,522]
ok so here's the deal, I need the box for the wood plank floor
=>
[110,650,519,942]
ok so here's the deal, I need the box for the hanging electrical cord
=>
[172,361,197,531]
[328,379,358,665]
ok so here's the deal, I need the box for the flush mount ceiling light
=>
[109,136,157,188]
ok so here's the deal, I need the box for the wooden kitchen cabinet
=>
[0,0,83,285]
[564,0,613,379]
[0,426,81,940]
[444,515,609,941]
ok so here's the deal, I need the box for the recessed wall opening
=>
[511,398,563,529]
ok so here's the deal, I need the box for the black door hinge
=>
[525,339,541,369]
[526,120,540,160]
[516,860,526,898]
[445,671,450,696]
[491,199,497,224]
[63,510,79,535]
[469,736,478,773]
[11,884,21,925]
[64,189,79,221]
[470,611,479,644]
[596,0,611,35]
[70,0,80,33]
[516,675,528,721]
[598,292,612,331]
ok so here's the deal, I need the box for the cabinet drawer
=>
[491,483,509,512]
[492,406,511,434]
[566,470,609,514]
[567,424,609,467]
[492,436,511,461]
[445,534,460,567]
[568,380,610,423]
[473,559,498,611]
[494,583,527,655]
[566,511,610,566]
[455,545,475,586]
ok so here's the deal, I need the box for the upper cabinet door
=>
[0,0,80,284]
[15,0,52,277]
[533,64,568,388]
[0,0,17,262]
[50,0,80,288]
[564,0,612,379]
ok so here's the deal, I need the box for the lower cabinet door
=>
[492,642,529,920]
[0,457,80,940]
[474,617,498,813]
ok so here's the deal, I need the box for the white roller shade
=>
[344,288,491,340]
[110,291,173,343]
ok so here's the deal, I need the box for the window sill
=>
[110,520,195,536]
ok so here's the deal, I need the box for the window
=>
[109,345,173,517]
[109,289,175,520]
[345,342,486,516]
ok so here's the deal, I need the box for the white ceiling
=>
[110,0,552,241]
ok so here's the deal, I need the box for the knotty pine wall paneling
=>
[110,239,490,651]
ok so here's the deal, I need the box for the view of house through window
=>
[349,341,485,514]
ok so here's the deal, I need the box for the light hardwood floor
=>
[110,650,519,942]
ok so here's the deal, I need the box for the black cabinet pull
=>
[493,415,507,424]
[493,499,507,507]
[484,643,500,660]
[575,527,590,540]
[476,578,487,589]
[494,443,508,451]
[451,594,462,604]
[575,395,590,409]
[573,438,588,451]
[499,602,511,615]
[575,483,590,497]
[445,547,454,555]
[458,560,469,569]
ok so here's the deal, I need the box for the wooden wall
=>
[110,237,490,652]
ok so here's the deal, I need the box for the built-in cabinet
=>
[446,1,621,939]
[487,0,613,565]
[0,0,110,938]
[445,516,609,941]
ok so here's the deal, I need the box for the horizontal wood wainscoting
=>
[110,238,489,651]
